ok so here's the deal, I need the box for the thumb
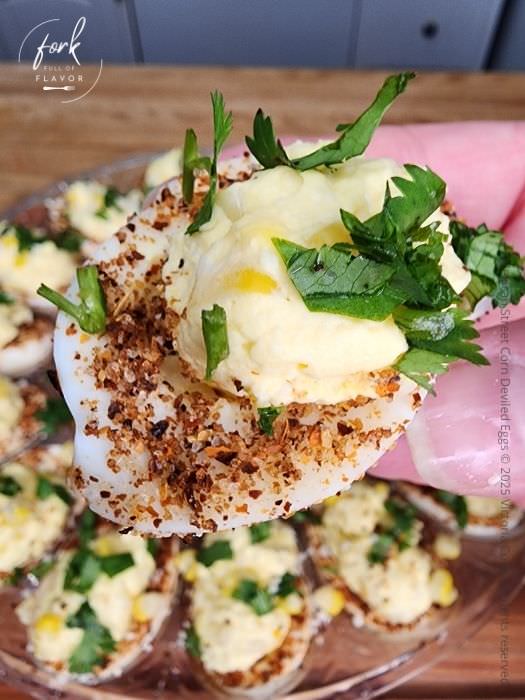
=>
[371,317,525,505]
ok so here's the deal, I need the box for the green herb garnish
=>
[257,406,283,436]
[64,551,99,593]
[185,625,202,658]
[368,533,395,564]
[182,128,211,205]
[273,239,402,321]
[435,490,468,529]
[37,265,107,334]
[29,559,55,580]
[36,397,72,437]
[10,224,45,252]
[196,539,233,567]
[274,159,490,391]
[0,475,22,497]
[232,578,274,616]
[0,290,13,304]
[99,552,134,577]
[95,186,122,219]
[201,304,229,379]
[64,547,134,594]
[64,549,102,594]
[66,602,116,674]
[246,72,414,170]
[146,539,160,558]
[7,567,24,586]
[55,228,83,252]
[186,91,233,235]
[450,221,525,309]
[276,572,298,597]
[36,475,73,505]
[367,498,417,563]
[249,521,271,544]
[393,348,451,394]
[78,509,97,547]
[289,509,322,525]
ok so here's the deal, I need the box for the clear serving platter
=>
[1,153,524,700]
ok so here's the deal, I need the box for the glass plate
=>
[1,154,524,700]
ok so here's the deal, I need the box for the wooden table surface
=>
[1,64,525,699]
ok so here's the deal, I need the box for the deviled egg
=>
[397,483,523,537]
[178,520,311,697]
[306,479,459,632]
[42,75,524,536]
[0,222,77,313]
[0,290,53,376]
[0,442,76,585]
[16,513,178,683]
[61,181,143,246]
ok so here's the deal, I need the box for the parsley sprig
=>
[274,163,490,392]
[36,397,73,437]
[257,406,283,436]
[95,186,123,220]
[246,72,414,170]
[450,221,525,309]
[185,91,233,235]
[435,489,468,529]
[2,223,81,253]
[37,265,107,334]
[0,289,13,305]
[63,510,135,594]
[0,475,22,497]
[368,498,418,564]
[201,304,229,379]
[66,602,116,674]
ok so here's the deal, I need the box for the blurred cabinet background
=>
[0,0,524,70]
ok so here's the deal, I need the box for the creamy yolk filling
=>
[164,154,470,406]
[181,522,303,675]
[322,480,457,625]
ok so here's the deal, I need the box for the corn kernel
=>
[277,592,304,616]
[132,595,149,623]
[374,481,390,498]
[92,536,113,557]
[35,613,62,634]
[313,585,346,618]
[430,568,458,607]
[226,268,277,295]
[14,506,30,523]
[434,533,461,560]
[14,252,27,267]
[323,495,340,507]
[175,550,200,582]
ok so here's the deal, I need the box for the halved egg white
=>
[54,154,425,536]
[0,315,53,377]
